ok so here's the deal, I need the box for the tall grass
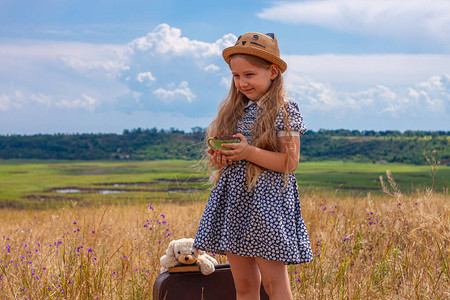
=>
[292,185,449,299]
[0,189,448,299]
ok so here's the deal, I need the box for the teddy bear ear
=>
[166,240,176,257]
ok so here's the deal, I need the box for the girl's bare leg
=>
[226,251,261,300]
[255,257,293,300]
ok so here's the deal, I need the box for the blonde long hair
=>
[207,54,293,190]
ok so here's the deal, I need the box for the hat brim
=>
[222,45,287,73]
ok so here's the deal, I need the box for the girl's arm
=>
[219,133,300,173]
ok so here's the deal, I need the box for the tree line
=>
[0,128,448,165]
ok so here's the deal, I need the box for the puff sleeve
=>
[275,100,307,137]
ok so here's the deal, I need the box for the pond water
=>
[113,183,140,187]
[56,189,124,194]
[99,190,124,194]
[168,189,194,194]
[55,189,80,193]
[55,188,198,194]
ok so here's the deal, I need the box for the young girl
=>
[193,32,313,300]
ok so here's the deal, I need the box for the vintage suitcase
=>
[153,264,270,300]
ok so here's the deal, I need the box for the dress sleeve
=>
[275,100,307,137]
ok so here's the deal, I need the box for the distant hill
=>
[0,128,448,165]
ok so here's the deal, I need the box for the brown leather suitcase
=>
[153,264,270,300]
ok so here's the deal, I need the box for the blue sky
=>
[1,0,449,134]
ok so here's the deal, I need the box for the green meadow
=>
[0,159,448,209]
[297,161,449,193]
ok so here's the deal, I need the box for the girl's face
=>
[230,56,279,101]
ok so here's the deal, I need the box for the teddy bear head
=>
[166,238,204,265]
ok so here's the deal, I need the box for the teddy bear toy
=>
[160,238,218,275]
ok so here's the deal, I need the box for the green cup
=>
[207,136,240,150]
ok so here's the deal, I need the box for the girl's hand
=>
[207,148,232,169]
[217,133,301,173]
[219,133,252,161]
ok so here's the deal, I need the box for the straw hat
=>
[222,32,287,73]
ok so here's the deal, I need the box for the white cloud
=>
[220,76,231,89]
[0,95,13,111]
[0,90,103,112]
[0,91,39,111]
[129,23,235,58]
[204,64,220,72]
[0,40,133,114]
[0,91,26,111]
[30,93,52,106]
[57,43,131,78]
[136,72,156,83]
[408,75,450,112]
[357,85,410,117]
[286,74,450,118]
[132,91,142,100]
[152,81,196,103]
[56,94,98,111]
[0,41,131,79]
[258,0,450,44]
[286,74,337,108]
[0,24,234,117]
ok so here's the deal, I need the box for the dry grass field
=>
[0,178,448,299]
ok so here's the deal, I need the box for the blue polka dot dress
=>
[193,100,313,264]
